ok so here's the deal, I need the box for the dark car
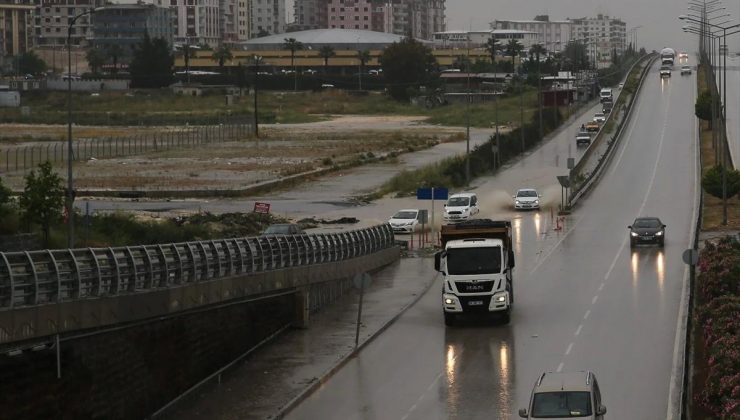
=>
[628,217,665,248]
[262,223,305,235]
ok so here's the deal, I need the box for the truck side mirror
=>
[434,252,441,272]
[596,405,607,415]
[518,408,529,418]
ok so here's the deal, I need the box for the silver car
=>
[520,371,606,419]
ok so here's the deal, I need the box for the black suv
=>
[628,217,666,248]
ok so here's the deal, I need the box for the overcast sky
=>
[446,0,740,52]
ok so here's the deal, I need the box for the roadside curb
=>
[270,268,440,420]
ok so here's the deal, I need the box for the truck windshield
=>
[446,247,501,275]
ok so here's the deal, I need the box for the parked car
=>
[388,209,422,233]
[628,217,666,248]
[262,224,305,235]
[513,188,541,210]
[519,371,606,419]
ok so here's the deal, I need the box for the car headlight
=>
[515,200,521,204]
[631,232,638,237]
[534,200,539,204]
[656,231,663,236]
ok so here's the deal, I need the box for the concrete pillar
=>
[292,286,310,329]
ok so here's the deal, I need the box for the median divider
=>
[568,54,658,206]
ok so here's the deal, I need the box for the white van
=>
[599,88,613,103]
[443,193,480,223]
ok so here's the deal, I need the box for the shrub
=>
[701,165,740,199]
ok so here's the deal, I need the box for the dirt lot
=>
[0,116,464,191]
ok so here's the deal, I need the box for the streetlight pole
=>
[66,7,99,249]
[252,55,262,137]
[465,31,471,185]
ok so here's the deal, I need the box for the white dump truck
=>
[434,219,515,325]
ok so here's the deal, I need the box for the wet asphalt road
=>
[283,62,699,419]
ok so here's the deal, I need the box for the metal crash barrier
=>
[0,224,394,310]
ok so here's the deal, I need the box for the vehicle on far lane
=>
[443,193,479,223]
[585,121,600,132]
[388,209,421,233]
[680,66,692,75]
[519,371,606,419]
[593,113,606,123]
[576,131,592,147]
[628,217,666,248]
[660,65,672,78]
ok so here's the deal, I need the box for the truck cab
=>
[434,219,515,325]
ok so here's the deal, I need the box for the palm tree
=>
[105,44,124,75]
[319,46,335,73]
[485,36,499,71]
[529,44,547,140]
[211,45,233,73]
[283,37,304,90]
[506,39,523,72]
[529,43,547,70]
[357,49,371,90]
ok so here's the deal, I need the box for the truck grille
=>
[458,295,492,313]
[455,280,495,293]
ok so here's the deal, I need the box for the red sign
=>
[253,202,271,214]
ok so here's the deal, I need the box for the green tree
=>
[702,165,740,199]
[319,46,335,73]
[14,52,47,76]
[85,47,106,75]
[530,44,546,70]
[0,176,11,208]
[695,89,713,127]
[485,36,499,69]
[105,44,125,75]
[506,39,523,72]
[19,161,64,246]
[379,38,438,101]
[563,40,588,71]
[211,45,233,72]
[129,34,174,88]
[283,37,304,91]
[357,49,371,89]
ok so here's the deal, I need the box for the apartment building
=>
[248,0,285,38]
[571,14,626,69]
[91,3,173,58]
[34,0,105,47]
[0,0,34,56]
[151,0,220,47]
[294,0,328,31]
[327,0,373,31]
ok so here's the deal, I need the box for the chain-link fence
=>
[0,119,253,173]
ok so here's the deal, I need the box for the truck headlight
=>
[445,298,455,305]
[656,231,663,236]
[631,232,638,237]
[495,296,506,303]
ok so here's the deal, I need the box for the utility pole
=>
[465,30,471,185]
[253,55,262,137]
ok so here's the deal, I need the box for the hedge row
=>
[695,236,740,418]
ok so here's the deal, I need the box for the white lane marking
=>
[583,310,591,320]
[557,362,564,372]
[575,324,583,336]
[666,78,700,420]
[565,342,574,356]
[637,81,670,217]
[604,237,627,280]
[529,216,582,276]
[591,295,598,305]
[598,283,605,291]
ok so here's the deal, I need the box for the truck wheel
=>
[444,312,455,326]
[500,310,511,325]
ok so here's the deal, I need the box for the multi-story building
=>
[571,14,626,69]
[294,0,328,31]
[248,0,285,38]
[90,4,173,58]
[152,0,220,47]
[491,15,572,53]
[432,29,538,50]
[0,0,35,56]
[34,0,105,47]
[327,0,374,31]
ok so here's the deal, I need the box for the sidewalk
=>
[161,255,437,420]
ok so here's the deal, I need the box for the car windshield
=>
[264,225,292,234]
[633,219,661,228]
[392,211,417,220]
[517,190,537,197]
[595,114,604,117]
[446,247,502,275]
[447,197,470,207]
[532,391,593,418]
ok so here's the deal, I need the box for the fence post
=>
[15,148,19,171]
[5,149,9,171]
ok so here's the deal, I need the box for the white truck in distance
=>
[661,47,676,67]
[434,219,515,325]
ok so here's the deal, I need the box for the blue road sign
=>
[417,187,448,200]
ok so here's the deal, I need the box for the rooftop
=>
[240,29,411,47]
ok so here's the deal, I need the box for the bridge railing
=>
[0,224,395,309]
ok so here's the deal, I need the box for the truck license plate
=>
[468,300,484,306]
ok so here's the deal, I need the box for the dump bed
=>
[440,219,512,248]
